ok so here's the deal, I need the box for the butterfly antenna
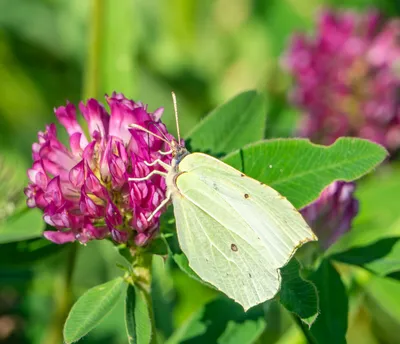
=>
[171,91,181,143]
[128,124,171,146]
[147,121,172,153]
[148,121,169,142]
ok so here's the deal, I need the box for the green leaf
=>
[306,260,348,344]
[365,276,400,343]
[327,166,400,256]
[329,238,400,278]
[187,91,267,155]
[279,258,319,327]
[166,297,266,344]
[223,138,387,209]
[217,318,266,344]
[151,255,175,339]
[63,277,126,344]
[0,208,44,244]
[0,238,66,266]
[365,240,400,278]
[125,284,152,344]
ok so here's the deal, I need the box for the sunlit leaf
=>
[125,284,152,344]
[223,138,387,209]
[187,91,267,155]
[63,277,126,343]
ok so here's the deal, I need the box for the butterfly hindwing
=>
[172,191,280,310]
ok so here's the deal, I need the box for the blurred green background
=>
[1,0,400,343]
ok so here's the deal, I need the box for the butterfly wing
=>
[172,193,281,310]
[171,153,316,310]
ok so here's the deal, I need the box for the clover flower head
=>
[283,9,400,150]
[301,181,359,249]
[25,93,174,246]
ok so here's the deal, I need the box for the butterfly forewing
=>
[170,153,316,310]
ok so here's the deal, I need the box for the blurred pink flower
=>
[301,181,359,249]
[25,93,173,246]
[283,9,400,150]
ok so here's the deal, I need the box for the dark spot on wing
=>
[240,173,245,177]
[248,273,252,278]
[231,244,238,252]
[244,193,249,199]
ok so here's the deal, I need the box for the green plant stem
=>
[292,314,316,344]
[83,0,104,99]
[261,301,282,343]
[44,243,78,344]
[133,252,158,344]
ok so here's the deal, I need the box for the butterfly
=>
[129,93,317,311]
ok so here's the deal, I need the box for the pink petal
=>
[55,103,88,146]
[43,230,76,244]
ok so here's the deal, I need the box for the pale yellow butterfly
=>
[129,93,317,310]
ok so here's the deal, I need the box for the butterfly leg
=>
[128,170,167,182]
[144,159,171,171]
[146,190,171,222]
[158,149,173,155]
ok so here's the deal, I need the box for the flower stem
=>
[83,0,104,99]
[44,243,78,344]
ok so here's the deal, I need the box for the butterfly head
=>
[171,139,189,164]
[128,92,189,165]
[168,91,190,164]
